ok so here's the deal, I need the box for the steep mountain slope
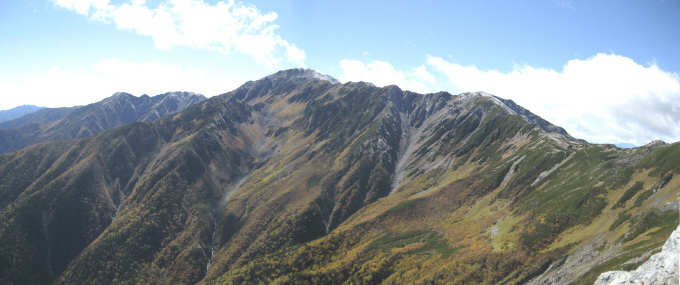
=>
[0,105,45,123]
[0,69,677,285]
[0,91,206,154]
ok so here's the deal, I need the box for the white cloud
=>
[427,53,680,145]
[339,60,405,87]
[0,58,240,110]
[411,65,435,83]
[53,0,305,66]
[338,59,433,94]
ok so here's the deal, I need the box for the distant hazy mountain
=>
[0,105,44,123]
[615,142,638,148]
[0,69,677,285]
[0,91,206,154]
[0,107,78,129]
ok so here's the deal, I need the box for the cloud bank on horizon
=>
[1,58,238,110]
[338,54,680,146]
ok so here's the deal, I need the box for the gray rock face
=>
[595,224,680,285]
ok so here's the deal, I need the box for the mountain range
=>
[0,91,206,154]
[0,105,45,123]
[0,69,677,284]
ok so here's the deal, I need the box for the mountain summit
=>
[268,68,341,84]
[0,69,677,285]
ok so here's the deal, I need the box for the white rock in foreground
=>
[595,223,680,285]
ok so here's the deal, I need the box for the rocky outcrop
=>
[595,224,680,285]
[645,140,669,147]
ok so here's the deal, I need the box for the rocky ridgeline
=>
[595,223,680,285]
[0,91,206,154]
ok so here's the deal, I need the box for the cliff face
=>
[595,223,680,285]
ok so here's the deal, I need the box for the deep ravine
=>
[205,219,218,275]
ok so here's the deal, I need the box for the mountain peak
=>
[456,91,585,144]
[0,104,45,123]
[458,91,494,97]
[268,68,340,84]
[159,91,204,98]
[645,140,668,147]
[456,91,515,113]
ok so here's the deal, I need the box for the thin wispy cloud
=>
[557,0,576,10]
[427,53,680,145]
[52,0,305,66]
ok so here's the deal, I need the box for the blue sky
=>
[1,0,679,146]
